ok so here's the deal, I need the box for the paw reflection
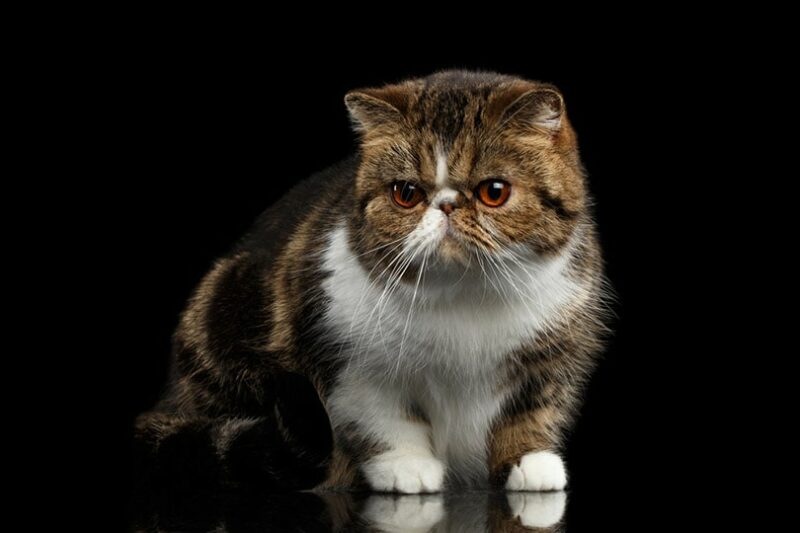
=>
[507,491,566,528]
[130,484,567,531]
[362,494,445,532]
[357,491,566,532]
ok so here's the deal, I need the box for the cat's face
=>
[346,72,587,283]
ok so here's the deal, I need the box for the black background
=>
[87,33,727,529]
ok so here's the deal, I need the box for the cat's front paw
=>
[505,451,567,491]
[363,452,445,493]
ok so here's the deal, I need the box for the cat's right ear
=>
[345,85,412,133]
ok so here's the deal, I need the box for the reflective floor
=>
[130,490,568,532]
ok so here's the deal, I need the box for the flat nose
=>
[439,201,457,215]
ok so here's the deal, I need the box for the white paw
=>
[507,492,566,527]
[363,452,445,493]
[362,494,445,532]
[505,451,567,491]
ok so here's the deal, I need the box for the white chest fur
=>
[321,225,582,484]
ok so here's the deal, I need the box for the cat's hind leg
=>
[134,408,329,490]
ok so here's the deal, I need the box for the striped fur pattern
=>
[135,70,610,492]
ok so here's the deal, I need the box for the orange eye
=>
[476,179,511,207]
[390,181,425,208]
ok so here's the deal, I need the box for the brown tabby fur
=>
[135,70,608,491]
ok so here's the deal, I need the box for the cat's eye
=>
[390,181,425,208]
[476,179,511,207]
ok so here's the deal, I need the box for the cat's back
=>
[163,157,358,411]
[235,156,358,261]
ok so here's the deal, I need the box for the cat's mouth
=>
[444,225,490,252]
[435,230,471,265]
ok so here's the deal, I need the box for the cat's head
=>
[345,71,587,282]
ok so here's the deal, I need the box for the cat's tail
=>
[133,409,331,491]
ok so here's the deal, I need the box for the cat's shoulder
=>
[235,156,359,256]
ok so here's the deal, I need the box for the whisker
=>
[395,249,427,376]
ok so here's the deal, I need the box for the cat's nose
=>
[439,201,457,215]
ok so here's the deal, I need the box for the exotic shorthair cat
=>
[136,70,609,494]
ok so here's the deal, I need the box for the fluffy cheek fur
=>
[351,189,426,277]
[469,142,585,255]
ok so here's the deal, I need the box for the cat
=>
[135,70,609,494]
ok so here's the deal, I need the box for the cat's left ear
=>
[492,82,565,133]
[345,84,413,133]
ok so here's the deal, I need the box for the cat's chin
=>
[396,237,472,281]
[433,235,470,265]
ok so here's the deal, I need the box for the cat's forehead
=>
[409,89,486,148]
[407,73,509,148]
[352,70,568,189]
[406,103,498,189]
[410,138,476,190]
[397,95,491,188]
